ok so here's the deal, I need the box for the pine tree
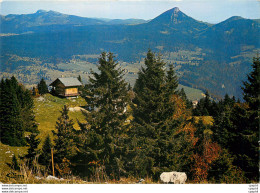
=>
[0,78,26,146]
[242,56,259,133]
[0,77,38,146]
[37,78,48,95]
[21,89,39,133]
[192,91,212,116]
[39,134,53,169]
[77,75,82,83]
[179,88,193,109]
[76,52,130,179]
[25,133,40,167]
[32,87,39,97]
[11,154,20,171]
[52,105,75,164]
[131,50,194,179]
[77,75,83,92]
[212,57,259,181]
[166,64,178,97]
[239,56,259,181]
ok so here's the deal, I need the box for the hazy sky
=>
[0,0,259,23]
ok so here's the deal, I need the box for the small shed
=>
[50,77,82,98]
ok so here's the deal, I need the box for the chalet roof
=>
[50,77,82,87]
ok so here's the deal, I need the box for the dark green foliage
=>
[0,76,38,146]
[37,78,49,95]
[11,154,20,171]
[131,50,192,179]
[32,87,39,96]
[21,89,39,134]
[242,56,260,133]
[25,133,40,167]
[179,88,193,109]
[166,64,178,97]
[77,75,82,83]
[193,91,217,116]
[0,77,26,146]
[212,57,259,181]
[208,148,246,183]
[238,57,259,181]
[52,105,76,164]
[77,75,84,92]
[39,134,53,168]
[76,52,130,179]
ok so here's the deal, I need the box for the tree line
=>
[0,51,258,183]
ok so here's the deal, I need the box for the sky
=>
[0,0,259,23]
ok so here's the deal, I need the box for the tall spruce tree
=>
[0,76,39,146]
[39,134,53,169]
[192,91,212,116]
[21,89,39,133]
[52,105,76,164]
[179,88,193,109]
[77,75,82,83]
[242,56,259,133]
[212,57,259,181]
[37,78,48,95]
[0,78,26,146]
[131,50,193,179]
[11,154,20,171]
[25,133,40,167]
[76,52,130,179]
[240,56,259,181]
[165,64,178,97]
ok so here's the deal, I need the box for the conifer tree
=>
[52,105,75,164]
[32,87,39,97]
[179,88,193,109]
[11,154,20,171]
[212,57,259,181]
[242,56,259,133]
[192,91,212,116]
[0,78,26,146]
[131,50,193,178]
[39,134,53,169]
[239,56,259,181]
[0,77,38,146]
[25,133,40,167]
[166,64,178,97]
[77,75,82,83]
[21,89,39,133]
[37,78,48,95]
[77,75,83,92]
[76,52,130,179]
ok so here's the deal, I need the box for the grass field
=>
[0,94,87,173]
[34,94,87,140]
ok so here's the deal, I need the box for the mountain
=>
[0,8,259,99]
[0,10,147,33]
[148,7,210,32]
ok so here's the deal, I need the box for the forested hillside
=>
[0,51,258,184]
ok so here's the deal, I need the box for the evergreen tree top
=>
[242,56,260,103]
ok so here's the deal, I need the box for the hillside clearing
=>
[34,94,87,140]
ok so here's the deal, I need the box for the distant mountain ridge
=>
[0,10,147,33]
[0,7,259,99]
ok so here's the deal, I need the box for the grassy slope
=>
[34,94,87,140]
[0,94,87,173]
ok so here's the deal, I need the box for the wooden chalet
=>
[50,77,82,98]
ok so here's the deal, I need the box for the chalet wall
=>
[55,82,65,96]
[65,88,78,95]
